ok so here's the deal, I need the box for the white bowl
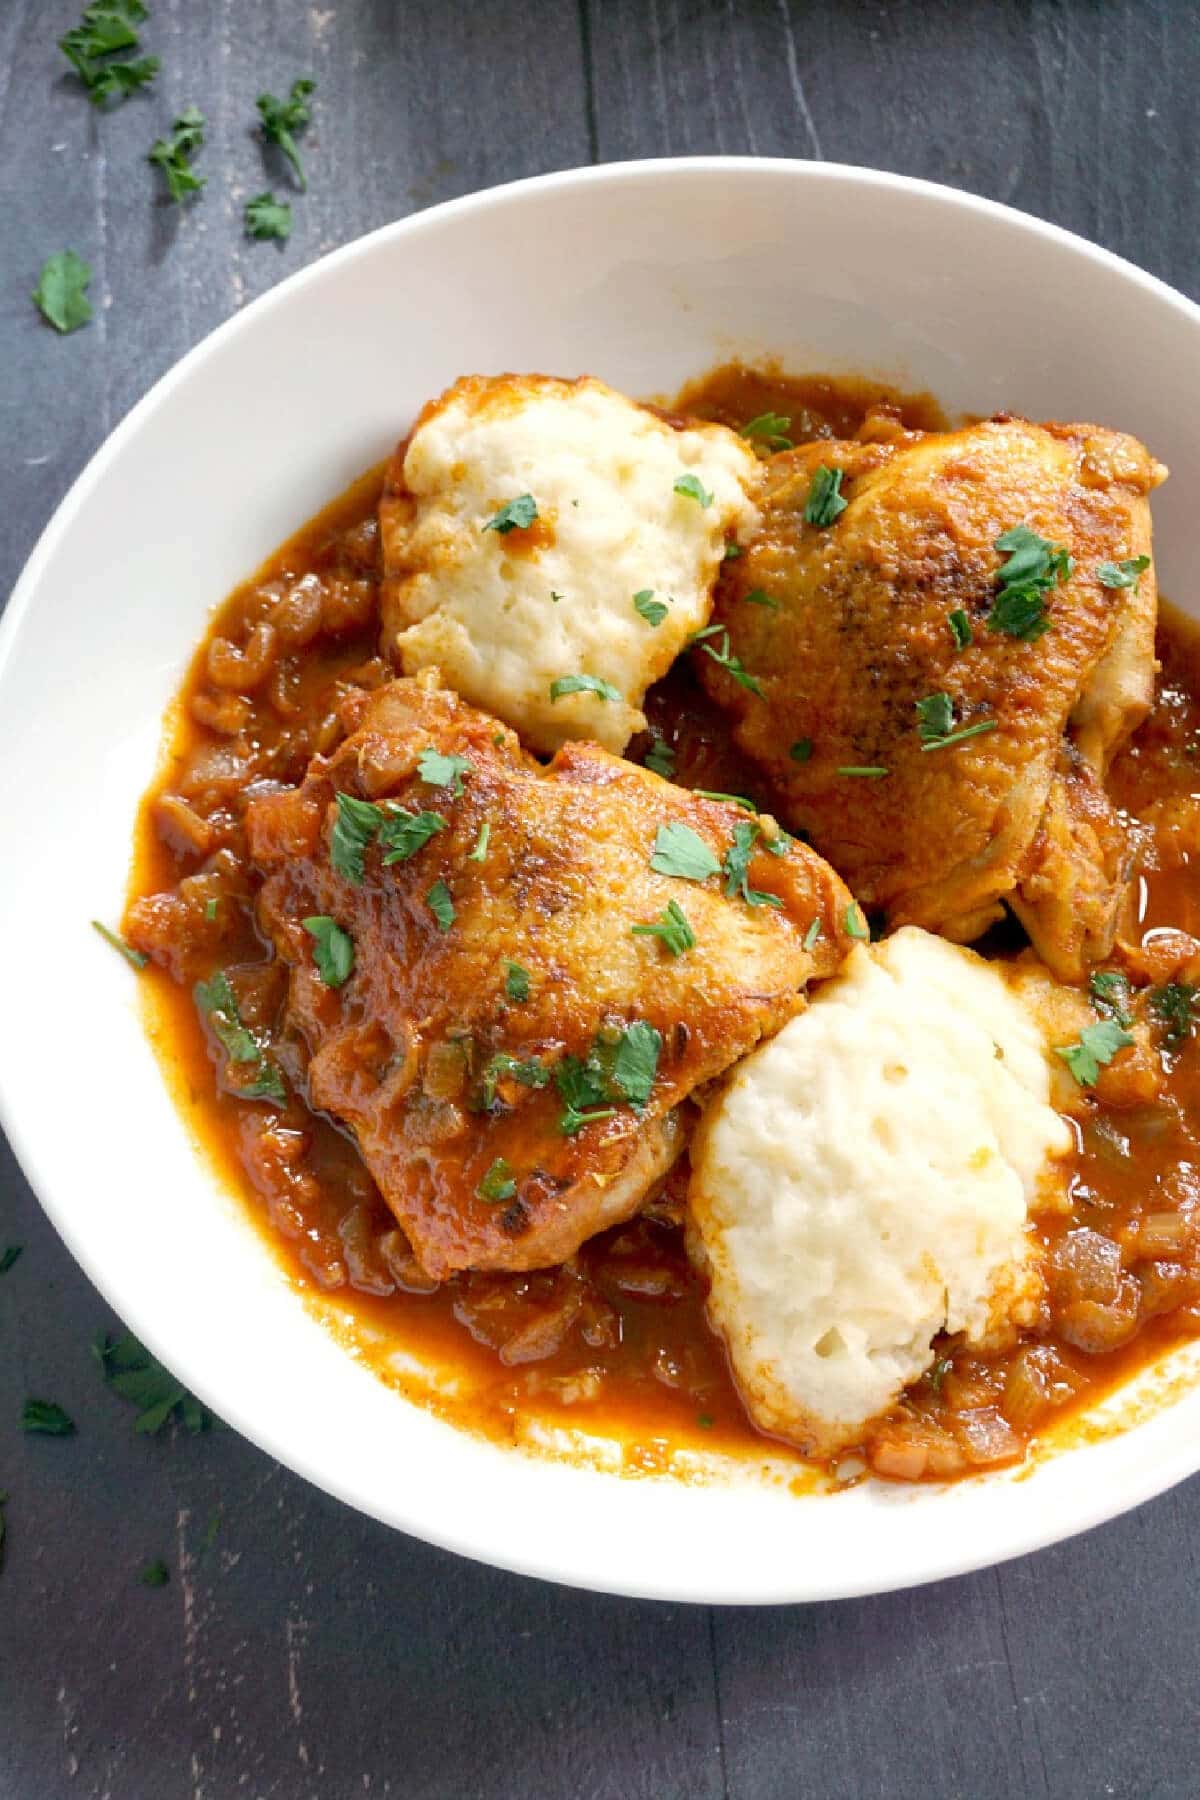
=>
[3,159,1199,1605]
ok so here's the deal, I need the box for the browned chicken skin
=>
[698,413,1165,979]
[246,674,853,1278]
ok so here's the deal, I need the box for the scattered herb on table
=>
[141,1559,170,1587]
[59,2,159,107]
[256,77,315,189]
[22,1399,76,1436]
[94,1329,213,1434]
[0,1247,24,1276]
[148,106,206,202]
[33,251,93,334]
[244,192,292,241]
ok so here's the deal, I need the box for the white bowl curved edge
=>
[2,158,1199,1606]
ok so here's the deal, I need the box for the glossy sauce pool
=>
[125,366,1200,1484]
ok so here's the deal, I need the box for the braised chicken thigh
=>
[698,414,1165,979]
[246,674,852,1279]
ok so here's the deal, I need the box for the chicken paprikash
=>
[121,363,1200,1485]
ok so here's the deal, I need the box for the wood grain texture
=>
[2,2,1199,1796]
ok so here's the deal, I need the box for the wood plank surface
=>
[2,2,1198,1796]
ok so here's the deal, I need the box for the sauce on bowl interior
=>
[125,365,1200,1484]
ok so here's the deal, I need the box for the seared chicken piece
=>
[697,415,1165,980]
[378,373,759,755]
[246,674,852,1279]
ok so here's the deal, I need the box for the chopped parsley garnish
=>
[555,1022,661,1132]
[331,792,385,883]
[148,106,206,203]
[740,411,793,452]
[789,738,813,764]
[504,961,530,1003]
[0,1247,23,1276]
[22,1399,75,1436]
[644,734,676,779]
[417,747,472,795]
[92,920,147,969]
[741,588,779,609]
[94,1330,212,1434]
[610,1021,662,1106]
[920,720,998,752]
[59,2,159,107]
[141,1559,170,1588]
[673,472,712,507]
[837,765,889,778]
[1097,555,1151,590]
[482,493,537,534]
[633,589,669,627]
[631,900,696,956]
[550,590,564,603]
[1056,1018,1134,1087]
[696,629,764,698]
[916,692,997,752]
[425,880,455,932]
[378,808,448,866]
[467,820,491,863]
[916,692,955,742]
[1150,982,1199,1044]
[194,969,286,1102]
[802,918,822,951]
[302,916,354,988]
[244,192,292,241]
[948,608,973,650]
[987,525,1072,640]
[694,790,756,811]
[204,897,219,922]
[803,465,847,527]
[723,542,743,560]
[33,251,93,334]
[1089,969,1133,1027]
[477,1053,550,1110]
[650,822,720,882]
[256,77,316,189]
[722,820,783,909]
[477,1159,517,1203]
[549,673,622,703]
[845,903,869,941]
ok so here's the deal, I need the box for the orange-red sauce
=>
[125,366,1200,1483]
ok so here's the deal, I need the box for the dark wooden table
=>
[3,3,1198,1795]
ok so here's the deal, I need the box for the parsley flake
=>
[417,747,472,795]
[987,524,1072,640]
[740,411,793,452]
[477,1158,517,1203]
[1056,1018,1134,1087]
[789,738,813,764]
[302,916,354,988]
[916,692,954,742]
[644,734,676,779]
[1150,982,1199,1044]
[426,879,455,932]
[741,588,779,609]
[920,720,998,752]
[1089,970,1132,1027]
[837,765,889,778]
[802,918,822,951]
[631,900,696,956]
[378,808,448,866]
[331,792,385,884]
[0,1247,23,1276]
[92,920,147,969]
[94,1331,212,1435]
[696,629,765,698]
[148,106,206,203]
[244,192,292,241]
[845,903,869,941]
[476,1053,550,1110]
[194,969,286,1102]
[674,472,713,507]
[650,822,719,882]
[723,820,784,909]
[256,77,315,190]
[633,589,669,627]
[948,609,973,650]
[1097,555,1151,590]
[804,465,847,527]
[549,673,622,703]
[610,1021,662,1106]
[33,251,93,334]
[483,494,537,534]
[504,961,530,1003]
[141,1559,170,1588]
[59,2,158,107]
[22,1399,75,1437]
[468,820,491,863]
